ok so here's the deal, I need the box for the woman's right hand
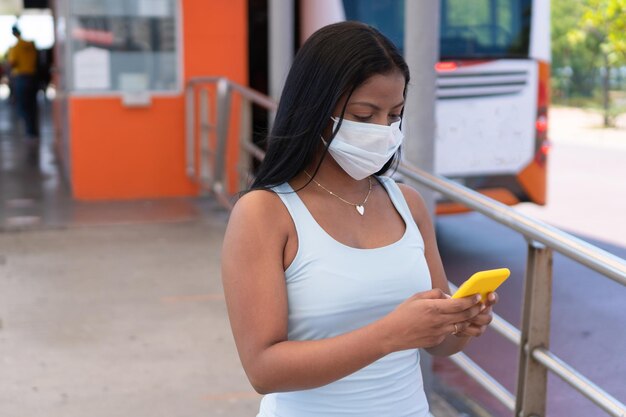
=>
[380,288,482,352]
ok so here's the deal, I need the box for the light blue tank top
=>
[258,176,433,417]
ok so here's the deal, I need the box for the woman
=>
[222,21,497,417]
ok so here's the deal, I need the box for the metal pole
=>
[515,241,553,417]
[404,0,440,397]
[268,0,294,124]
[239,99,253,191]
[402,0,440,213]
[185,84,196,178]
[214,78,232,190]
[199,88,210,190]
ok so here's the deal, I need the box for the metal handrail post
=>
[199,88,211,190]
[239,98,253,191]
[185,84,196,178]
[214,78,232,190]
[516,241,553,417]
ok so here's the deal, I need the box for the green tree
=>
[552,0,599,98]
[571,0,626,126]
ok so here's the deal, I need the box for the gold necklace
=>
[303,171,373,216]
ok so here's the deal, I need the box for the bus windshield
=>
[342,0,532,60]
[440,0,532,59]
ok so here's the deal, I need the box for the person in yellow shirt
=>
[8,25,40,145]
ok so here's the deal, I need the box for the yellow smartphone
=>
[452,268,510,302]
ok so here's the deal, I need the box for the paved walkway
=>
[0,216,475,417]
[0,219,265,416]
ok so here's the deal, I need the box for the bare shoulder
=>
[396,182,431,226]
[225,188,293,248]
[228,189,290,230]
[231,188,286,216]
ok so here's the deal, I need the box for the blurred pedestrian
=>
[8,25,40,155]
[222,21,498,417]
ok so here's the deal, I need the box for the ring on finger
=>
[452,323,460,335]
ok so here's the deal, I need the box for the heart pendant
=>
[356,205,365,216]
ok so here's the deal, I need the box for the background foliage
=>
[551,0,626,126]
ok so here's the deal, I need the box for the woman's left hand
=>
[455,292,498,338]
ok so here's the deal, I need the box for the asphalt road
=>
[433,107,626,417]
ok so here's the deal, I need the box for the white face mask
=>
[323,117,404,180]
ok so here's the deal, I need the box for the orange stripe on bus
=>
[435,188,520,215]
[517,160,547,205]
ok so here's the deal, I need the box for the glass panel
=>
[69,0,178,92]
[440,0,531,59]
[343,0,405,52]
[342,0,531,59]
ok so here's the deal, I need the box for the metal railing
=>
[185,76,276,208]
[185,76,626,417]
[398,163,626,417]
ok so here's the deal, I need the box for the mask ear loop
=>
[306,88,356,185]
[307,86,356,170]
[326,86,355,143]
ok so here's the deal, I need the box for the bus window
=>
[343,0,532,60]
[342,0,405,52]
[440,0,532,59]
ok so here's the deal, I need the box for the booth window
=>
[69,0,179,93]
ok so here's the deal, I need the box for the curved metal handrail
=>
[398,163,626,286]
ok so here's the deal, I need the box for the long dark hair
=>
[251,21,410,190]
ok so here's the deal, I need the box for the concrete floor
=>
[0,220,264,417]
[0,217,471,417]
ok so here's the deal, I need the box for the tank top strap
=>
[376,176,422,237]
[270,182,319,242]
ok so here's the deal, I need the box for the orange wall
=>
[70,0,247,200]
[70,97,193,199]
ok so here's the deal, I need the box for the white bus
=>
[302,0,551,214]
